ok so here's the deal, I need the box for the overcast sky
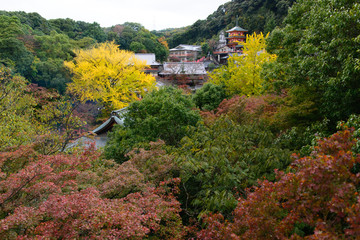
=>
[1,0,230,30]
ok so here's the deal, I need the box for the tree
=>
[107,23,169,62]
[192,83,227,111]
[265,0,360,125]
[0,66,87,153]
[105,87,200,163]
[30,84,87,154]
[165,0,295,48]
[201,42,210,55]
[32,31,76,93]
[198,127,360,239]
[0,15,23,66]
[35,31,74,60]
[0,15,34,78]
[0,66,38,150]
[65,42,156,113]
[210,32,277,96]
[0,144,186,239]
[125,87,200,145]
[177,117,291,218]
[129,41,146,53]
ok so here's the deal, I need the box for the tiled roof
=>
[159,62,206,75]
[169,44,201,52]
[226,26,248,32]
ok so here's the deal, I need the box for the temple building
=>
[226,25,248,52]
[213,22,248,64]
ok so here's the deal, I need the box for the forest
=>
[159,0,296,48]
[0,0,360,239]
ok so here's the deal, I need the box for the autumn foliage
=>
[198,128,360,239]
[65,42,156,113]
[209,32,277,96]
[200,94,279,126]
[0,143,185,239]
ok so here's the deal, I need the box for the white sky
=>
[1,0,230,30]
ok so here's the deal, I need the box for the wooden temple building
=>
[213,21,248,64]
[226,25,248,52]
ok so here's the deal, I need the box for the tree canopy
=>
[65,42,156,112]
[265,0,360,125]
[210,32,277,96]
[0,66,37,150]
[0,11,169,93]
[105,87,200,163]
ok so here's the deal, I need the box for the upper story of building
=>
[226,25,248,50]
[168,44,202,62]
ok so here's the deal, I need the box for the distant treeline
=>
[0,11,168,93]
[153,0,296,48]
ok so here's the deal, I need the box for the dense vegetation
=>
[0,0,296,93]
[1,0,360,239]
[157,0,296,48]
[0,11,168,94]
[105,87,201,163]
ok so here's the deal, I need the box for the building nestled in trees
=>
[213,23,248,64]
[159,62,207,88]
[226,25,248,52]
[168,44,202,62]
[66,108,127,149]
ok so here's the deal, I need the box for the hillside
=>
[160,0,296,48]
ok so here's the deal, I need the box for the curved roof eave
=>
[226,26,248,32]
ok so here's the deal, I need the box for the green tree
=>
[177,117,291,218]
[265,0,360,125]
[130,41,146,52]
[201,42,210,55]
[108,23,168,62]
[105,87,200,163]
[33,31,75,93]
[193,83,227,111]
[35,31,74,60]
[33,58,70,93]
[0,11,52,34]
[0,15,34,77]
[49,18,106,42]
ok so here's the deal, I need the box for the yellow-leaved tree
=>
[210,32,277,96]
[65,42,155,112]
